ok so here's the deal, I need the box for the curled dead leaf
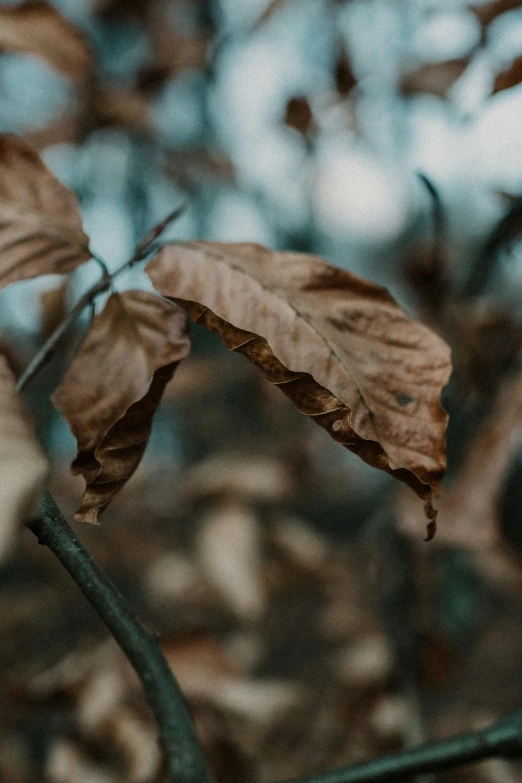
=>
[0,355,49,560]
[0,1,93,82]
[52,291,190,523]
[0,135,91,291]
[146,242,451,515]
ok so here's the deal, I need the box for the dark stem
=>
[280,709,522,783]
[27,491,212,783]
[16,274,111,393]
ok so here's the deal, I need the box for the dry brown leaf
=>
[52,290,190,523]
[493,54,522,94]
[0,355,48,560]
[0,1,92,82]
[398,372,522,547]
[146,242,451,512]
[0,135,91,291]
[272,515,329,573]
[400,58,469,98]
[197,499,266,622]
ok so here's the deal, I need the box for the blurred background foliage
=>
[1,0,522,781]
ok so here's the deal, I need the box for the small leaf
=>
[470,0,522,29]
[400,58,469,98]
[0,355,49,560]
[0,0,92,82]
[284,97,314,136]
[52,291,190,523]
[335,45,357,97]
[0,135,91,291]
[146,242,451,512]
[493,54,522,94]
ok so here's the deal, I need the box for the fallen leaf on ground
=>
[197,499,266,621]
[184,454,292,502]
[162,632,240,699]
[146,242,451,514]
[0,355,49,560]
[52,291,190,523]
[0,135,91,291]
[0,1,92,82]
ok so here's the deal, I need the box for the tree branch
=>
[27,491,213,783]
[280,709,522,783]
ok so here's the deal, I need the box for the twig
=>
[17,205,186,392]
[125,202,187,266]
[27,491,213,783]
[16,274,111,393]
[280,710,522,783]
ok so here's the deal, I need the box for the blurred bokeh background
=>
[1,0,522,781]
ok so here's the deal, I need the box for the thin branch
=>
[27,491,213,783]
[17,205,185,392]
[121,201,187,268]
[16,274,111,393]
[280,709,522,783]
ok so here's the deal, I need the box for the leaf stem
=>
[27,491,213,783]
[16,273,111,393]
[17,204,186,392]
[279,709,522,783]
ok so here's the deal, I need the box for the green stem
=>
[27,491,213,783]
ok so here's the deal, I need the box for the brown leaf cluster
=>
[146,242,451,511]
[52,291,190,523]
[0,135,91,291]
